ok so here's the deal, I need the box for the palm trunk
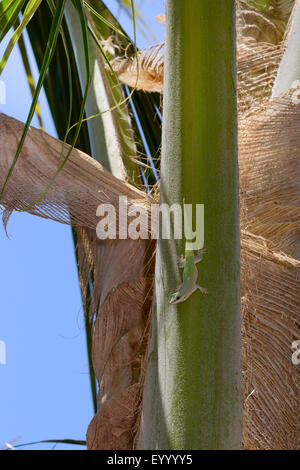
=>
[138,0,241,450]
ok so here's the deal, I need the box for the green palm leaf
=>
[83,1,126,38]
[15,16,43,128]
[0,0,66,200]
[0,0,42,73]
[0,0,26,41]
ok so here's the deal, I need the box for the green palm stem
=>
[138,0,241,450]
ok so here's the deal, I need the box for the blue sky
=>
[0,0,164,451]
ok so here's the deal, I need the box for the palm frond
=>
[0,0,66,201]
[108,42,164,93]
[0,0,26,41]
[239,0,295,43]
[15,16,43,128]
[82,0,161,186]
[0,0,42,73]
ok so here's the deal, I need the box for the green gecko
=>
[169,247,208,304]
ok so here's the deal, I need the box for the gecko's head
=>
[169,291,181,305]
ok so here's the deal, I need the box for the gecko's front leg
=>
[195,284,208,295]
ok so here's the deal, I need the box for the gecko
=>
[169,247,208,304]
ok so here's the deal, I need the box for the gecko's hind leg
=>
[196,284,208,295]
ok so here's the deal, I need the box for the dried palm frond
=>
[239,89,300,257]
[106,35,284,115]
[0,114,152,234]
[238,91,300,449]
[0,112,157,450]
[238,0,295,44]
[106,0,295,101]
[107,43,164,93]
[85,236,155,449]
[273,0,296,17]
[106,38,284,119]
[241,231,300,450]
[237,37,282,114]
[155,1,295,37]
